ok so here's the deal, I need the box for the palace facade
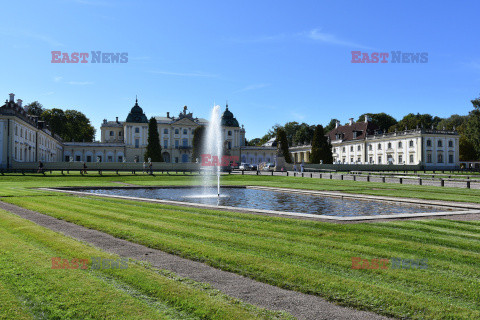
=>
[52,98,246,164]
[0,94,63,169]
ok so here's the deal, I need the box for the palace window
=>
[398,155,403,164]
[448,140,453,147]
[183,129,187,135]
[387,142,392,149]
[118,156,123,162]
[409,140,414,147]
[449,154,454,163]
[135,139,139,148]
[182,139,188,147]
[427,154,432,163]
[398,141,402,148]
[350,158,353,163]
[164,129,168,134]
[350,146,353,152]
[437,154,443,163]
[164,140,168,148]
[378,156,382,164]
[342,147,345,152]
[119,131,123,137]
[228,130,232,136]
[175,129,179,134]
[378,143,382,150]
[410,154,414,163]
[369,157,373,163]
[438,140,443,147]
[110,131,114,136]
[357,145,361,151]
[369,145,372,151]
[135,127,139,133]
[426,139,432,147]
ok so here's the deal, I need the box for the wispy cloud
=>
[67,81,94,85]
[0,29,64,47]
[229,28,372,49]
[305,29,373,49]
[148,70,218,78]
[233,83,270,94]
[42,91,55,96]
[291,111,306,120]
[54,76,63,82]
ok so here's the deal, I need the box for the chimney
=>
[9,93,14,103]
[167,112,170,118]
[335,120,340,128]
[116,116,119,123]
[364,115,369,123]
[103,119,107,124]
[17,99,22,108]
[349,118,354,126]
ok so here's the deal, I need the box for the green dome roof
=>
[126,98,148,123]
[221,105,239,127]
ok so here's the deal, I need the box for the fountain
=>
[202,104,223,197]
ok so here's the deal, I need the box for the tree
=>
[246,138,261,146]
[388,113,441,132]
[463,97,480,160]
[310,125,333,164]
[192,126,206,162]
[436,114,468,132]
[40,108,95,142]
[41,108,66,136]
[276,128,292,163]
[324,118,339,133]
[357,113,397,131]
[293,123,315,145]
[64,110,95,142]
[25,101,44,117]
[144,117,163,162]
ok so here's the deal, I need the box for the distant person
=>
[293,163,297,172]
[82,162,88,174]
[143,161,146,173]
[301,162,304,173]
[37,161,43,173]
[149,162,153,175]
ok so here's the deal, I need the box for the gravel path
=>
[0,200,390,320]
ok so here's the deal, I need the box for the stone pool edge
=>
[38,187,480,222]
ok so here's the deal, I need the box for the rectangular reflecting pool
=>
[78,187,446,217]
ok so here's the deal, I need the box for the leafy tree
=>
[41,108,66,137]
[357,113,397,131]
[246,138,261,146]
[293,123,315,145]
[310,125,332,164]
[276,127,292,163]
[463,97,480,160]
[192,126,206,161]
[388,113,441,132]
[64,110,95,142]
[436,114,468,132]
[459,135,478,161]
[144,117,163,162]
[25,101,44,117]
[40,108,95,142]
[324,118,339,133]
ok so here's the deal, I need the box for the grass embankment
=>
[3,193,480,320]
[0,209,291,320]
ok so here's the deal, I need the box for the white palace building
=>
[327,117,460,168]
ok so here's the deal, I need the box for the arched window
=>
[438,140,442,147]
[409,140,414,147]
[398,142,402,148]
[426,139,432,147]
[378,143,382,150]
[448,140,453,147]
[135,127,139,133]
[387,142,392,149]
[437,154,443,163]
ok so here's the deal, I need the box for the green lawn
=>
[1,173,480,319]
[0,208,291,320]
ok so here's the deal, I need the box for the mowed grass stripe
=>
[4,199,480,318]
[0,282,33,320]
[0,210,291,320]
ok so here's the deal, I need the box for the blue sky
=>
[1,0,480,140]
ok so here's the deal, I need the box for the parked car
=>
[239,163,251,170]
[250,164,258,171]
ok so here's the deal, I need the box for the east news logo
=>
[51,51,128,63]
[351,51,428,63]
